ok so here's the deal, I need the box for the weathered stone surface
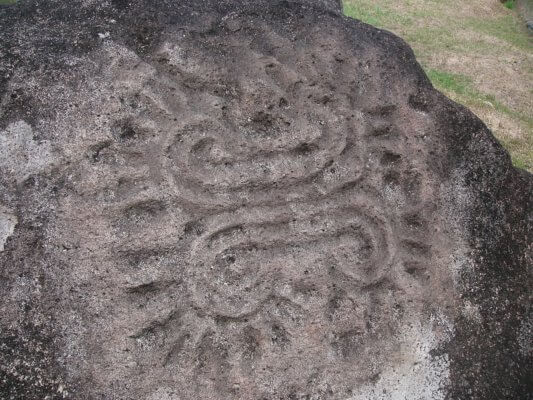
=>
[0,1,530,399]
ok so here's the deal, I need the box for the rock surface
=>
[0,0,531,399]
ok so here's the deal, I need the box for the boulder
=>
[0,0,530,399]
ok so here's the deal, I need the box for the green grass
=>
[500,135,533,171]
[0,0,17,4]
[342,2,412,27]
[426,70,472,97]
[503,0,516,10]
[428,67,533,172]
[468,15,532,51]
[424,68,532,127]
[343,0,533,172]
[426,68,532,170]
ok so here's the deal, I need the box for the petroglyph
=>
[51,28,451,398]
[47,28,453,398]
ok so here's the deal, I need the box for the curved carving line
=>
[189,195,395,317]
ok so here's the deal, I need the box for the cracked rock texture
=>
[0,0,531,399]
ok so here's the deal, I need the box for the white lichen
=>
[0,205,17,252]
[0,120,52,183]
[348,315,452,400]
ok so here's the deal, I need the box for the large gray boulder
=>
[0,0,530,399]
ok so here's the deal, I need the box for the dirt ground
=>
[343,0,533,171]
